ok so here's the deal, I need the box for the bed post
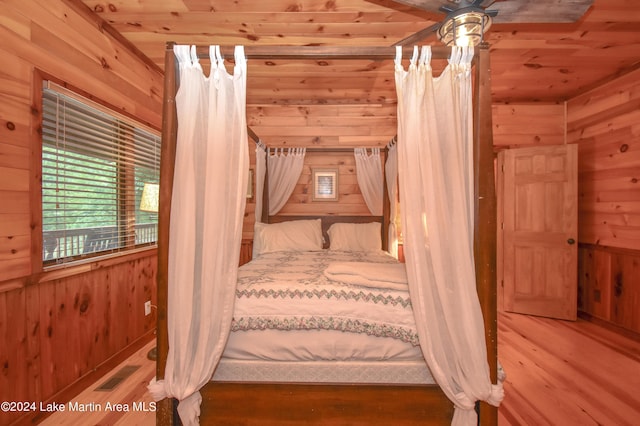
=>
[262,154,270,222]
[474,43,498,426]
[156,41,178,426]
[381,147,390,251]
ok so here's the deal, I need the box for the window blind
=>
[42,82,160,263]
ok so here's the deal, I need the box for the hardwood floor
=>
[498,312,640,426]
[38,339,156,426]
[36,313,640,425]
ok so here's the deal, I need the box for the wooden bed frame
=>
[155,44,497,425]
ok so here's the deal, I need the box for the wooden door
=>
[499,144,578,320]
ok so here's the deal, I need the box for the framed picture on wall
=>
[312,168,339,201]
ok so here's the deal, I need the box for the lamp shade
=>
[437,10,492,47]
[139,183,159,213]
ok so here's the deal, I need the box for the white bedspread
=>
[224,250,423,362]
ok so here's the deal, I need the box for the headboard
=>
[268,215,387,250]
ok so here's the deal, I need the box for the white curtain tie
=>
[410,45,419,65]
[174,45,189,65]
[487,382,505,407]
[420,45,431,67]
[147,378,210,425]
[189,45,198,65]
[450,381,505,426]
[234,45,245,65]
[147,377,168,401]
[486,362,507,406]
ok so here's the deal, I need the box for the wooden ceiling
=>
[79,0,640,105]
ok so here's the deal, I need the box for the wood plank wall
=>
[492,83,640,335]
[0,0,163,281]
[568,68,640,333]
[568,68,640,250]
[0,1,163,424]
[243,104,396,235]
[492,103,565,149]
[250,77,571,249]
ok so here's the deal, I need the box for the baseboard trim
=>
[578,311,640,343]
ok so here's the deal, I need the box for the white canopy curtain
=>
[148,45,249,426]
[384,140,399,258]
[354,147,383,216]
[394,45,503,425]
[267,147,306,215]
[254,140,267,222]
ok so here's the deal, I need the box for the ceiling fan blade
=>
[490,0,594,23]
[393,21,442,46]
[387,0,502,14]
[384,0,456,14]
[386,0,593,23]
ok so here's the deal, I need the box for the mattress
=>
[214,249,435,384]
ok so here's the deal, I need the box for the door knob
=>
[567,238,576,245]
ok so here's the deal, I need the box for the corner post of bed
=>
[262,151,270,222]
[382,146,390,251]
[156,41,178,426]
[474,43,498,426]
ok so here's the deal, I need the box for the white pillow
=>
[253,219,323,256]
[327,222,382,252]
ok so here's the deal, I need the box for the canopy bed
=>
[152,43,500,426]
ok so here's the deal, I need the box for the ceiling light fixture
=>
[437,8,493,47]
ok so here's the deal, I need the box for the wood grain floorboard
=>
[38,340,156,426]
[35,313,640,425]
[498,311,640,426]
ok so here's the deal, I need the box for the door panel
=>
[500,144,578,320]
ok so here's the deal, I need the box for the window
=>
[41,82,160,264]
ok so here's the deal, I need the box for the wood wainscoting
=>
[0,250,157,426]
[578,244,640,336]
